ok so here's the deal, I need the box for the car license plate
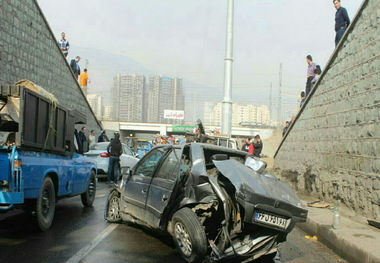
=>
[254,211,287,229]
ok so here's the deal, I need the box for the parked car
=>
[105,143,308,262]
[84,142,139,177]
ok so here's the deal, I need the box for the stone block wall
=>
[274,0,380,219]
[0,0,101,132]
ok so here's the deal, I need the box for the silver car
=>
[85,142,139,177]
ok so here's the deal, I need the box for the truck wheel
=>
[105,190,122,223]
[171,207,207,263]
[81,171,96,207]
[36,177,56,232]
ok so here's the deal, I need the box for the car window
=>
[219,139,227,147]
[155,149,181,181]
[134,148,166,177]
[138,141,150,149]
[123,145,133,156]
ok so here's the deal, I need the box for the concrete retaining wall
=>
[274,0,380,220]
[0,0,101,132]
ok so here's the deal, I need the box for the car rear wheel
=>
[106,190,122,223]
[171,207,207,263]
[81,171,96,207]
[36,177,56,232]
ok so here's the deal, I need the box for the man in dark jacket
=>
[107,133,123,184]
[334,0,350,46]
[98,130,109,142]
[70,56,81,80]
[78,127,87,154]
[253,135,263,158]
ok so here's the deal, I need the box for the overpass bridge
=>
[101,120,275,141]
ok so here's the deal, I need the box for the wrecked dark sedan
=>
[105,143,308,262]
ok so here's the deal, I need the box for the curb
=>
[298,217,380,263]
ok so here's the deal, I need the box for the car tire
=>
[106,190,122,223]
[36,177,56,232]
[81,170,97,207]
[171,207,207,263]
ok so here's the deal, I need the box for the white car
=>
[85,142,139,177]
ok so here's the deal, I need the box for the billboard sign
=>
[164,110,184,120]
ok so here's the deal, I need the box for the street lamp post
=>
[221,0,234,136]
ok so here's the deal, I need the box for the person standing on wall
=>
[58,32,70,57]
[300,91,306,108]
[107,133,123,184]
[70,56,81,80]
[80,69,89,96]
[305,55,316,97]
[334,0,350,46]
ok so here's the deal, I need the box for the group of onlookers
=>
[241,135,263,157]
[58,32,89,95]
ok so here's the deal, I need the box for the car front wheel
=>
[105,190,122,223]
[171,207,207,263]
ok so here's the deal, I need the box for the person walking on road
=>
[253,135,263,158]
[88,130,95,148]
[247,139,254,155]
[78,127,87,154]
[242,138,250,152]
[107,133,123,184]
[334,0,350,46]
[98,130,109,142]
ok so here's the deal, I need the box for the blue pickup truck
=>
[0,85,97,231]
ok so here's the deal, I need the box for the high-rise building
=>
[112,74,146,122]
[210,103,271,126]
[147,76,184,124]
[204,101,217,125]
[87,94,103,120]
[103,105,113,120]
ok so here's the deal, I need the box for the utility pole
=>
[221,0,234,136]
[277,63,283,125]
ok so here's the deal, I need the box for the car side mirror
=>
[120,166,132,188]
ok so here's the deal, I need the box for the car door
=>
[145,148,182,228]
[121,147,167,220]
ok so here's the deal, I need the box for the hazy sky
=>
[37,0,363,117]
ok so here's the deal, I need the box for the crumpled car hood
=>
[213,159,303,208]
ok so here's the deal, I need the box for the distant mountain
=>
[71,46,155,103]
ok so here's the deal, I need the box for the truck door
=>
[145,148,182,228]
[72,153,91,194]
[121,147,167,220]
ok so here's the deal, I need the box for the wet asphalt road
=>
[0,181,346,263]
